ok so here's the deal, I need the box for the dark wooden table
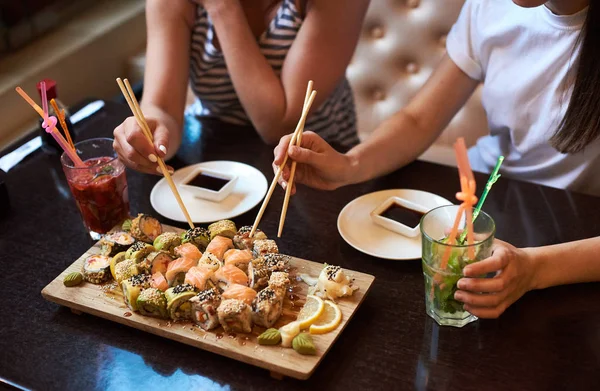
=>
[1,101,599,391]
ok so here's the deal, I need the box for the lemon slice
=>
[296,295,325,329]
[309,300,342,334]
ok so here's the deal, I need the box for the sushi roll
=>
[165,283,197,321]
[268,271,290,298]
[252,239,279,258]
[262,253,290,273]
[100,231,136,257]
[233,226,267,250]
[189,289,222,330]
[130,213,163,243]
[137,288,169,319]
[173,243,202,263]
[114,259,140,284]
[247,258,270,291]
[82,255,111,284]
[197,251,222,272]
[109,251,128,280]
[208,220,237,241]
[215,265,249,291]
[141,251,173,276]
[125,242,155,263]
[122,274,151,311]
[185,266,217,291]
[223,249,253,274]
[165,257,197,287]
[217,299,252,333]
[252,287,283,328]
[181,227,210,252]
[205,236,234,261]
[151,272,169,291]
[153,232,182,255]
[222,284,257,305]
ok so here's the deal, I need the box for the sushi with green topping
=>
[122,274,151,311]
[153,232,182,255]
[125,242,155,262]
[137,288,169,319]
[181,227,210,252]
[82,255,111,284]
[130,214,163,243]
[165,284,197,321]
[114,259,140,284]
[208,220,237,241]
[100,231,136,257]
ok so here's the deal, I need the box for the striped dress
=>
[187,0,359,148]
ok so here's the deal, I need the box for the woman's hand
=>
[453,239,535,319]
[113,117,174,175]
[272,131,356,194]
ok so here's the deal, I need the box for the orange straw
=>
[50,99,75,150]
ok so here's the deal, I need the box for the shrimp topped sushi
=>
[205,236,234,261]
[222,284,257,306]
[223,249,253,273]
[215,264,248,290]
[217,299,252,333]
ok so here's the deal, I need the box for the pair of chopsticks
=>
[250,80,317,238]
[116,78,195,230]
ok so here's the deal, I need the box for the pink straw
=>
[40,81,49,119]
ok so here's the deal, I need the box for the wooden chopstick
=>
[116,78,195,229]
[249,81,316,237]
[277,84,316,237]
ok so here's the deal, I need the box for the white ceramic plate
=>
[150,161,268,223]
[337,189,452,260]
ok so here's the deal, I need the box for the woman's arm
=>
[202,0,370,144]
[272,55,480,191]
[113,0,192,172]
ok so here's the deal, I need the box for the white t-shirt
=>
[447,0,600,197]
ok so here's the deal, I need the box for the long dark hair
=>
[551,1,600,153]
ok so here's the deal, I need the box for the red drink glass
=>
[60,138,130,239]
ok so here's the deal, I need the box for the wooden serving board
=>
[41,225,375,380]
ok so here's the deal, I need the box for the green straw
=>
[458,156,504,244]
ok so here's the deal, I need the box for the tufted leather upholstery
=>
[346,0,489,165]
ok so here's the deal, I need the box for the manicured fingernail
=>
[457,279,466,289]
[282,181,287,189]
[156,166,163,174]
[148,154,157,163]
[168,168,174,174]
[159,145,167,155]
[454,292,464,301]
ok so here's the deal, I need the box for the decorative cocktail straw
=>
[50,98,75,150]
[40,81,49,119]
[15,87,85,167]
[457,155,504,244]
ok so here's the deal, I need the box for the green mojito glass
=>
[420,205,495,327]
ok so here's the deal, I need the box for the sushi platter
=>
[41,216,375,380]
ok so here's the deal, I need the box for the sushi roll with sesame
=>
[114,259,140,284]
[82,255,111,284]
[165,283,197,321]
[137,288,169,319]
[261,253,290,273]
[252,239,278,258]
[122,274,151,311]
[130,214,163,243]
[189,289,222,330]
[125,242,155,263]
[198,251,222,272]
[268,271,290,298]
[208,220,237,241]
[233,226,267,250]
[252,287,283,328]
[247,258,270,291]
[181,227,210,252]
[153,232,182,255]
[100,231,136,257]
[217,299,252,333]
